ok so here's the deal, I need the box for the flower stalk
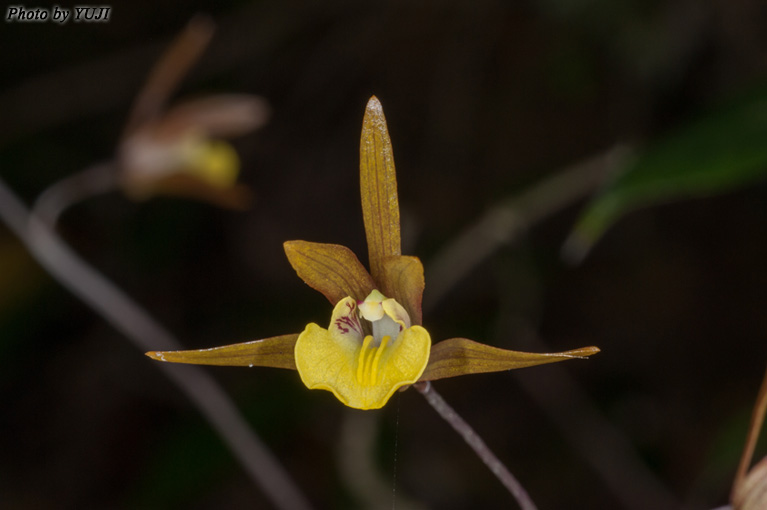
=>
[415,381,538,510]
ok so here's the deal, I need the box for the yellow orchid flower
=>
[146,96,599,410]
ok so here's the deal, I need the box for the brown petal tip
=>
[569,346,601,358]
[366,95,382,112]
[145,351,167,361]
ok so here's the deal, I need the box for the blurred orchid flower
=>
[117,16,269,209]
[119,94,269,208]
[147,97,599,410]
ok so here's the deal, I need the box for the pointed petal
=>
[284,241,375,304]
[360,96,401,283]
[418,338,599,382]
[381,255,424,325]
[146,333,299,369]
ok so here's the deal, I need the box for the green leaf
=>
[566,93,767,261]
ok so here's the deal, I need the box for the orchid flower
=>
[146,97,599,410]
[117,17,269,209]
[118,94,269,209]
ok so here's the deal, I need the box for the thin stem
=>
[506,323,679,510]
[732,363,767,503]
[414,381,538,510]
[34,160,118,225]
[0,174,314,510]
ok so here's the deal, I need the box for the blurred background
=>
[2,1,767,508]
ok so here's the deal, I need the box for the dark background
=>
[1,1,767,508]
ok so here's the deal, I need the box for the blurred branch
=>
[0,16,317,510]
[33,161,117,225]
[0,174,314,510]
[732,363,767,503]
[414,381,538,510]
[424,144,630,312]
[505,321,679,510]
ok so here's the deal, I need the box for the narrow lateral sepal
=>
[146,333,299,370]
[419,338,600,382]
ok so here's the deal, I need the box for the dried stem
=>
[732,363,767,503]
[0,174,314,510]
[414,381,538,510]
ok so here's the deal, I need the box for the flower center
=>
[353,290,412,385]
[357,290,411,345]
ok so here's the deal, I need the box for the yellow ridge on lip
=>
[370,336,390,385]
[356,335,374,384]
[355,334,392,386]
